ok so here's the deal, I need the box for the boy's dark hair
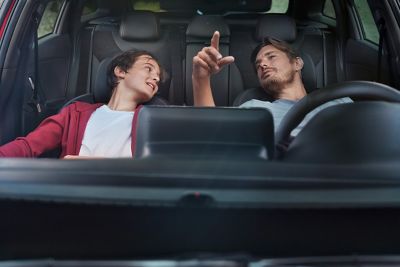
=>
[251,36,299,69]
[107,50,166,90]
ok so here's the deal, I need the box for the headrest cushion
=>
[255,14,297,42]
[120,11,160,41]
[186,15,230,38]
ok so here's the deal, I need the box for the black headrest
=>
[93,57,113,103]
[186,15,230,38]
[120,11,160,41]
[255,14,297,42]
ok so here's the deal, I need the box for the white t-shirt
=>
[240,98,352,136]
[79,105,134,157]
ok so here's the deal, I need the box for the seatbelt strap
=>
[27,11,44,114]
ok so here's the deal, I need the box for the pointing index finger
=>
[210,31,220,53]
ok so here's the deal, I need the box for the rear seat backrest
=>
[185,15,243,106]
[295,23,340,87]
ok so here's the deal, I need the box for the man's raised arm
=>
[192,31,235,106]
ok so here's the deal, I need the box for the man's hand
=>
[192,31,235,80]
[192,31,235,106]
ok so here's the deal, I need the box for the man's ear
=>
[114,66,126,79]
[295,57,304,71]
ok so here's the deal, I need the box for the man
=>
[193,31,350,135]
[0,50,165,158]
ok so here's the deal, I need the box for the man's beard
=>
[261,69,296,99]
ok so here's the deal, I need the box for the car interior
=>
[1,0,400,263]
[0,0,399,160]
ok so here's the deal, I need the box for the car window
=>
[37,0,64,38]
[82,0,98,16]
[267,0,289,13]
[353,0,379,44]
[323,0,336,19]
[133,0,160,12]
[131,0,288,13]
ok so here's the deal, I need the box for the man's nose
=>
[260,61,269,70]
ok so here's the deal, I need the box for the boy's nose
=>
[153,76,160,83]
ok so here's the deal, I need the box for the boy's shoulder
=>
[62,102,104,113]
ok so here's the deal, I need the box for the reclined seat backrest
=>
[185,15,244,106]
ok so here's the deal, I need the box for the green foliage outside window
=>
[354,0,379,44]
[133,0,161,12]
[38,0,63,38]
[323,0,336,18]
[268,0,288,13]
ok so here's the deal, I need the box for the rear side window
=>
[82,0,98,16]
[323,0,336,19]
[353,0,379,44]
[131,0,288,13]
[267,0,289,13]
[38,0,63,38]
[133,0,161,12]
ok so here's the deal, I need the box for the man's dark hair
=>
[251,36,299,68]
[107,50,166,90]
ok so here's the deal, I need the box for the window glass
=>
[267,0,288,13]
[323,0,336,18]
[38,0,63,38]
[354,0,379,44]
[132,0,161,12]
[131,0,288,13]
[82,0,98,16]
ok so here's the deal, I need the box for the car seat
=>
[184,15,244,106]
[232,14,317,106]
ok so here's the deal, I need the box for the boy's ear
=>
[114,66,126,79]
[295,57,304,71]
